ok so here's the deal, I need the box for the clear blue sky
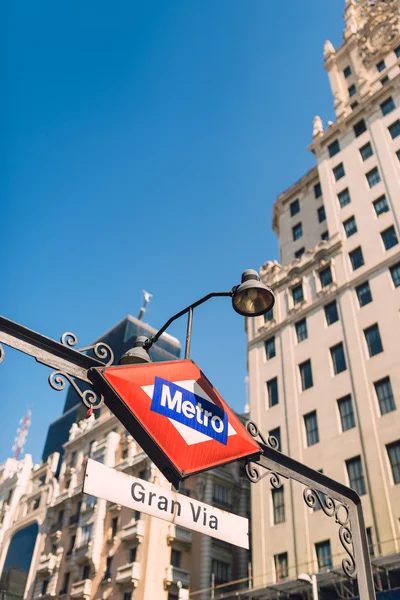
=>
[1,1,344,464]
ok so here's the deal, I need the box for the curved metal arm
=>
[143,290,234,351]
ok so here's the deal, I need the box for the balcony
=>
[116,562,141,586]
[53,490,69,505]
[36,553,57,574]
[165,566,191,589]
[168,525,192,546]
[74,541,92,564]
[120,519,145,542]
[69,513,80,526]
[49,523,62,537]
[70,579,92,598]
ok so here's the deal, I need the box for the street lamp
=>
[119,269,274,365]
[298,573,318,600]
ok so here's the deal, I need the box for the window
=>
[387,441,400,484]
[373,194,389,216]
[265,337,276,360]
[317,205,326,223]
[315,540,333,570]
[292,222,303,241]
[366,166,381,188]
[321,230,329,241]
[299,360,313,391]
[272,488,285,524]
[57,510,64,528]
[111,516,118,538]
[346,456,366,495]
[388,120,400,139]
[82,564,90,580]
[213,484,231,509]
[338,188,351,208]
[124,593,133,600]
[264,306,274,322]
[41,580,49,596]
[366,528,375,557]
[343,65,352,78]
[171,549,181,567]
[211,560,231,585]
[139,469,147,481]
[292,283,304,305]
[129,546,137,564]
[290,199,300,216]
[351,101,359,110]
[390,262,400,287]
[324,300,339,325]
[348,84,357,97]
[331,343,347,374]
[395,45,400,58]
[374,377,396,415]
[356,281,372,307]
[328,139,340,158]
[60,572,70,595]
[319,266,333,288]
[343,215,357,238]
[381,225,399,250]
[274,552,288,581]
[376,59,386,72]
[67,534,76,555]
[134,510,141,521]
[333,163,345,181]
[354,119,367,137]
[104,556,112,580]
[349,247,364,270]
[267,377,279,408]
[359,142,373,161]
[295,247,305,259]
[314,182,322,198]
[295,318,308,343]
[269,427,281,451]
[304,411,319,446]
[364,324,383,357]
[338,395,356,431]
[32,496,40,510]
[381,75,389,86]
[81,524,92,546]
[381,97,395,116]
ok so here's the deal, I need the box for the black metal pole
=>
[184,307,193,359]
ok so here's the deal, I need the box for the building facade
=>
[246,0,400,597]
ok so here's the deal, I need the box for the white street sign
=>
[84,459,249,549]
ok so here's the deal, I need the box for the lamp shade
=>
[232,269,275,317]
[119,336,152,365]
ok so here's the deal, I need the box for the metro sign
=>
[89,360,261,487]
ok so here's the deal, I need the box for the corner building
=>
[247,1,400,596]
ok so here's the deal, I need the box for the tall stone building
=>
[246,0,400,597]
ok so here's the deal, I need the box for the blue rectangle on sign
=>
[150,377,228,445]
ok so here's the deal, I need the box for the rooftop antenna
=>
[12,406,31,459]
[138,290,153,321]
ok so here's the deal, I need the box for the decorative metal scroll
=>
[60,331,114,366]
[244,420,286,489]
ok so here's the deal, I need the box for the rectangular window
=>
[60,572,70,595]
[381,75,389,86]
[211,560,231,585]
[348,84,357,97]
[317,205,326,223]
[338,188,351,208]
[349,247,364,270]
[366,167,381,188]
[374,377,396,415]
[316,540,333,570]
[274,552,288,581]
[388,120,400,139]
[304,411,319,446]
[295,318,308,342]
[395,45,400,58]
[171,549,181,568]
[381,97,395,116]
[265,337,276,360]
[42,580,48,596]
[346,456,367,495]
[364,323,383,356]
[104,557,112,580]
[67,535,75,555]
[387,441,400,484]
[324,300,339,326]
[328,139,340,158]
[314,182,322,198]
[333,163,345,181]
[351,101,359,110]
[129,546,137,564]
[338,395,356,431]
[321,230,329,241]
[354,119,367,137]
[366,528,375,557]
[295,247,305,259]
[343,65,352,78]
[319,266,333,288]
[267,377,279,407]
[376,59,386,72]
[373,194,389,216]
[331,342,347,374]
[272,487,285,524]
[292,222,303,241]
[82,564,90,580]
[390,262,400,287]
[356,281,372,307]
[381,225,399,250]
[81,524,92,546]
[290,199,300,216]
[343,215,357,238]
[213,484,232,509]
[359,142,373,161]
[269,427,281,451]
[264,306,274,322]
[292,284,304,305]
[111,516,118,538]
[299,360,313,391]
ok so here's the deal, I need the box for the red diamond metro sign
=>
[89,360,261,487]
